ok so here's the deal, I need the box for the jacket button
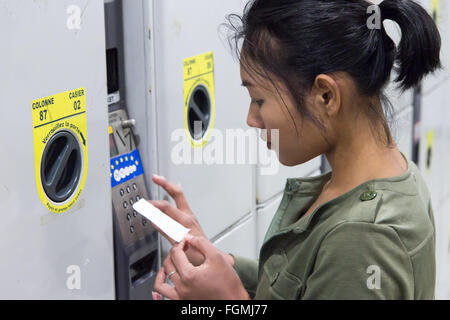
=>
[289,180,301,192]
[360,191,378,201]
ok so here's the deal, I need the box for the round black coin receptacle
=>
[187,85,211,140]
[41,130,82,203]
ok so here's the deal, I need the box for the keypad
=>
[113,179,151,241]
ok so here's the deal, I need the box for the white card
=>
[132,199,190,243]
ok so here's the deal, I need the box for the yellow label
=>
[432,0,440,21]
[31,88,88,213]
[183,51,216,148]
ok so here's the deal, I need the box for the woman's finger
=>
[185,236,219,261]
[170,241,195,281]
[153,267,180,300]
[152,175,192,213]
[149,200,191,226]
[162,254,182,286]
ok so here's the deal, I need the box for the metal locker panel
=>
[443,82,450,202]
[383,77,414,113]
[393,105,414,161]
[435,197,450,299]
[213,213,257,260]
[256,194,283,253]
[152,0,254,239]
[0,1,114,299]
[439,82,450,203]
[421,0,450,96]
[419,84,447,209]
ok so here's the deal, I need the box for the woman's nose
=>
[247,108,264,129]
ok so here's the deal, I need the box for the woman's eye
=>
[252,99,264,107]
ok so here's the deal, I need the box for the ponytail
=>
[380,0,442,90]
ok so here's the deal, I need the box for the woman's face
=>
[240,65,329,166]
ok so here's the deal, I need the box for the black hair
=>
[224,0,441,146]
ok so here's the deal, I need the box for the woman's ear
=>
[313,74,341,117]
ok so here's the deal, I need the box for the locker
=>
[419,83,447,208]
[393,105,414,161]
[0,0,114,299]
[420,0,450,95]
[213,213,257,260]
[435,197,450,299]
[256,194,283,253]
[150,0,254,240]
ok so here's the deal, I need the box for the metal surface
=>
[150,0,255,240]
[105,1,159,300]
[213,213,258,261]
[0,0,114,299]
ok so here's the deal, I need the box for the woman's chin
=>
[277,154,297,167]
[278,152,311,167]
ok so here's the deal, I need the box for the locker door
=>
[152,0,254,240]
[0,0,114,299]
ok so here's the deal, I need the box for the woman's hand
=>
[154,235,250,300]
[149,175,207,266]
[150,175,234,267]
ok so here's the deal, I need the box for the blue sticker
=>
[110,149,145,188]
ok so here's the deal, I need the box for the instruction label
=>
[432,0,440,21]
[183,51,216,148]
[31,88,88,213]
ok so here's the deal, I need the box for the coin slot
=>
[130,251,157,287]
[187,85,211,140]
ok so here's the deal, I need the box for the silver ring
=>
[166,271,177,282]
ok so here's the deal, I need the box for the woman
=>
[152,0,441,300]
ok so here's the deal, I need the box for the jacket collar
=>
[281,152,417,234]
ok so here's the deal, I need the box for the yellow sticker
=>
[31,88,88,213]
[432,0,440,21]
[183,52,216,148]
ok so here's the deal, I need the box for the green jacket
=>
[233,155,436,299]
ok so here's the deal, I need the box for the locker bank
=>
[0,0,449,300]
